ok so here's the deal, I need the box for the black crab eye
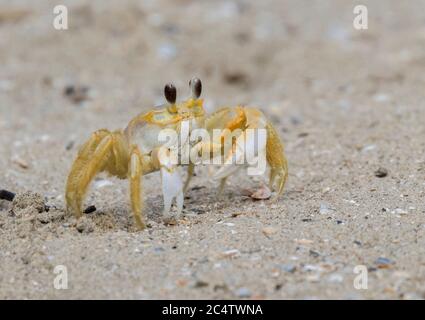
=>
[189,77,202,99]
[164,83,177,104]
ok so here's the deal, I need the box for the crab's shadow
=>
[87,181,250,232]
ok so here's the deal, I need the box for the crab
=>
[65,77,288,229]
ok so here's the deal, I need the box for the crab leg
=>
[265,122,288,197]
[129,146,146,229]
[66,130,113,218]
[66,130,130,218]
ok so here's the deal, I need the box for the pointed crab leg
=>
[266,122,288,197]
[66,130,113,218]
[129,146,146,229]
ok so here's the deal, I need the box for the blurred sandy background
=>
[0,0,425,299]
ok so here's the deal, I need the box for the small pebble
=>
[231,212,243,218]
[12,156,29,169]
[279,264,296,273]
[295,238,314,245]
[375,257,394,268]
[163,216,178,225]
[374,167,388,178]
[75,217,94,234]
[309,250,320,258]
[64,85,91,104]
[373,93,391,103]
[194,280,209,288]
[0,189,15,201]
[393,208,408,215]
[223,71,249,86]
[83,205,96,214]
[262,226,278,236]
[327,273,344,283]
[221,249,240,258]
[65,141,74,150]
[235,287,251,298]
[191,208,205,215]
[361,144,376,153]
[302,264,320,272]
[191,186,205,191]
[290,115,302,125]
[319,203,334,215]
[154,247,165,253]
[250,185,271,200]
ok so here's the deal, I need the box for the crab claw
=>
[214,126,267,180]
[204,106,288,198]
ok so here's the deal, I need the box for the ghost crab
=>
[65,77,288,229]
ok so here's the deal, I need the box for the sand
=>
[0,0,424,299]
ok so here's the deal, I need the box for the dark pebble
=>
[194,280,209,288]
[65,141,74,150]
[223,72,249,85]
[0,189,15,201]
[309,250,320,258]
[191,208,205,215]
[374,167,388,178]
[64,85,90,104]
[83,205,96,214]
[191,186,205,191]
[213,284,228,291]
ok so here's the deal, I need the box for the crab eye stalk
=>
[164,83,177,104]
[189,77,202,99]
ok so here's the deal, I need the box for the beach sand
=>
[0,0,424,299]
